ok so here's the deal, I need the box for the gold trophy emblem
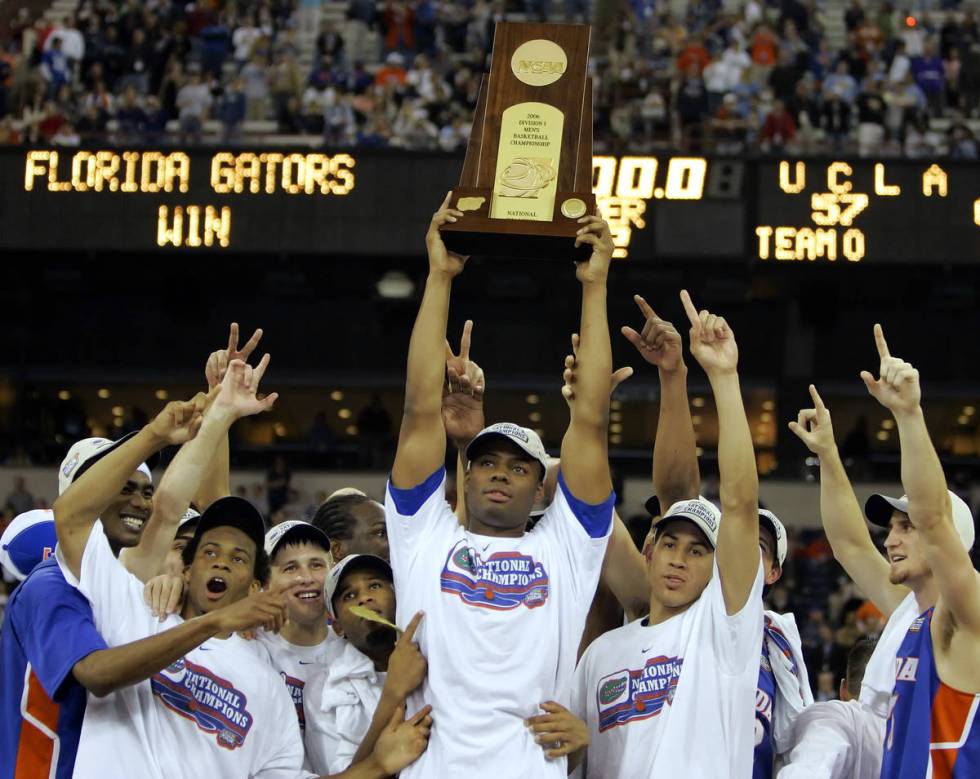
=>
[496,158,556,198]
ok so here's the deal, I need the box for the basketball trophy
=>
[440,22,594,260]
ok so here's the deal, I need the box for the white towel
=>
[765,610,815,754]
[858,592,919,718]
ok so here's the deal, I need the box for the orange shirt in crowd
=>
[677,42,710,74]
[751,29,779,66]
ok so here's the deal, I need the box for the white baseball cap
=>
[264,519,332,560]
[324,553,393,618]
[58,434,152,496]
[178,508,201,530]
[654,497,722,548]
[0,509,58,581]
[465,422,549,479]
[759,509,788,567]
[865,490,975,550]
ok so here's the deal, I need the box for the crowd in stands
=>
[0,0,978,156]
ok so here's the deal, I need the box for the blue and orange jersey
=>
[0,558,108,779]
[882,607,980,779]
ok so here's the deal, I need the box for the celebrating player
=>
[382,195,617,778]
[52,361,431,779]
[313,491,390,562]
[258,520,336,731]
[622,294,812,776]
[570,290,764,778]
[304,554,428,774]
[856,326,977,775]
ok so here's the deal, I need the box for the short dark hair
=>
[313,493,372,540]
[181,528,270,585]
[845,638,878,697]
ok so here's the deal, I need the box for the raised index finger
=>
[679,289,700,328]
[399,610,424,643]
[227,322,240,353]
[873,323,890,359]
[808,383,826,412]
[459,320,473,361]
[633,294,658,321]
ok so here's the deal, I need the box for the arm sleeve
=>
[56,520,157,645]
[777,702,856,779]
[385,468,456,575]
[531,471,614,606]
[254,681,315,779]
[705,555,765,675]
[14,574,108,700]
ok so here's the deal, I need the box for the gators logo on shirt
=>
[595,655,683,732]
[151,658,253,750]
[440,540,550,610]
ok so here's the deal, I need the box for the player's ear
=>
[249,579,261,594]
[330,538,345,563]
[534,480,545,504]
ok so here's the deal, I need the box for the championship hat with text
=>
[465,422,549,479]
[653,497,722,548]
[58,433,152,495]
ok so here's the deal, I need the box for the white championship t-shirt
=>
[386,467,614,779]
[303,637,386,775]
[255,628,336,733]
[571,557,764,779]
[59,521,314,779]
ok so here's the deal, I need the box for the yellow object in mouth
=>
[349,605,400,631]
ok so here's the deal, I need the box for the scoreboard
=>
[1,148,976,265]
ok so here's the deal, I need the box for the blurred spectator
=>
[913,39,948,115]
[176,69,213,144]
[949,120,978,157]
[856,77,887,156]
[761,98,797,152]
[825,59,859,103]
[218,78,247,142]
[266,455,291,514]
[115,85,147,142]
[4,477,34,516]
[675,64,709,150]
[40,37,70,98]
[711,93,748,153]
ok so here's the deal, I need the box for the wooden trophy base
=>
[441,188,596,261]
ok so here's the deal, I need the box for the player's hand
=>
[788,384,838,457]
[621,294,685,372]
[561,333,632,405]
[374,703,433,774]
[148,395,208,446]
[442,320,486,446]
[859,324,921,417]
[526,701,589,759]
[680,289,738,377]
[143,574,184,622]
[209,356,279,423]
[211,586,288,634]
[384,611,427,700]
[206,322,263,389]
[427,192,468,278]
[574,215,614,285]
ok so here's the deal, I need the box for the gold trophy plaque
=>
[440,22,594,260]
